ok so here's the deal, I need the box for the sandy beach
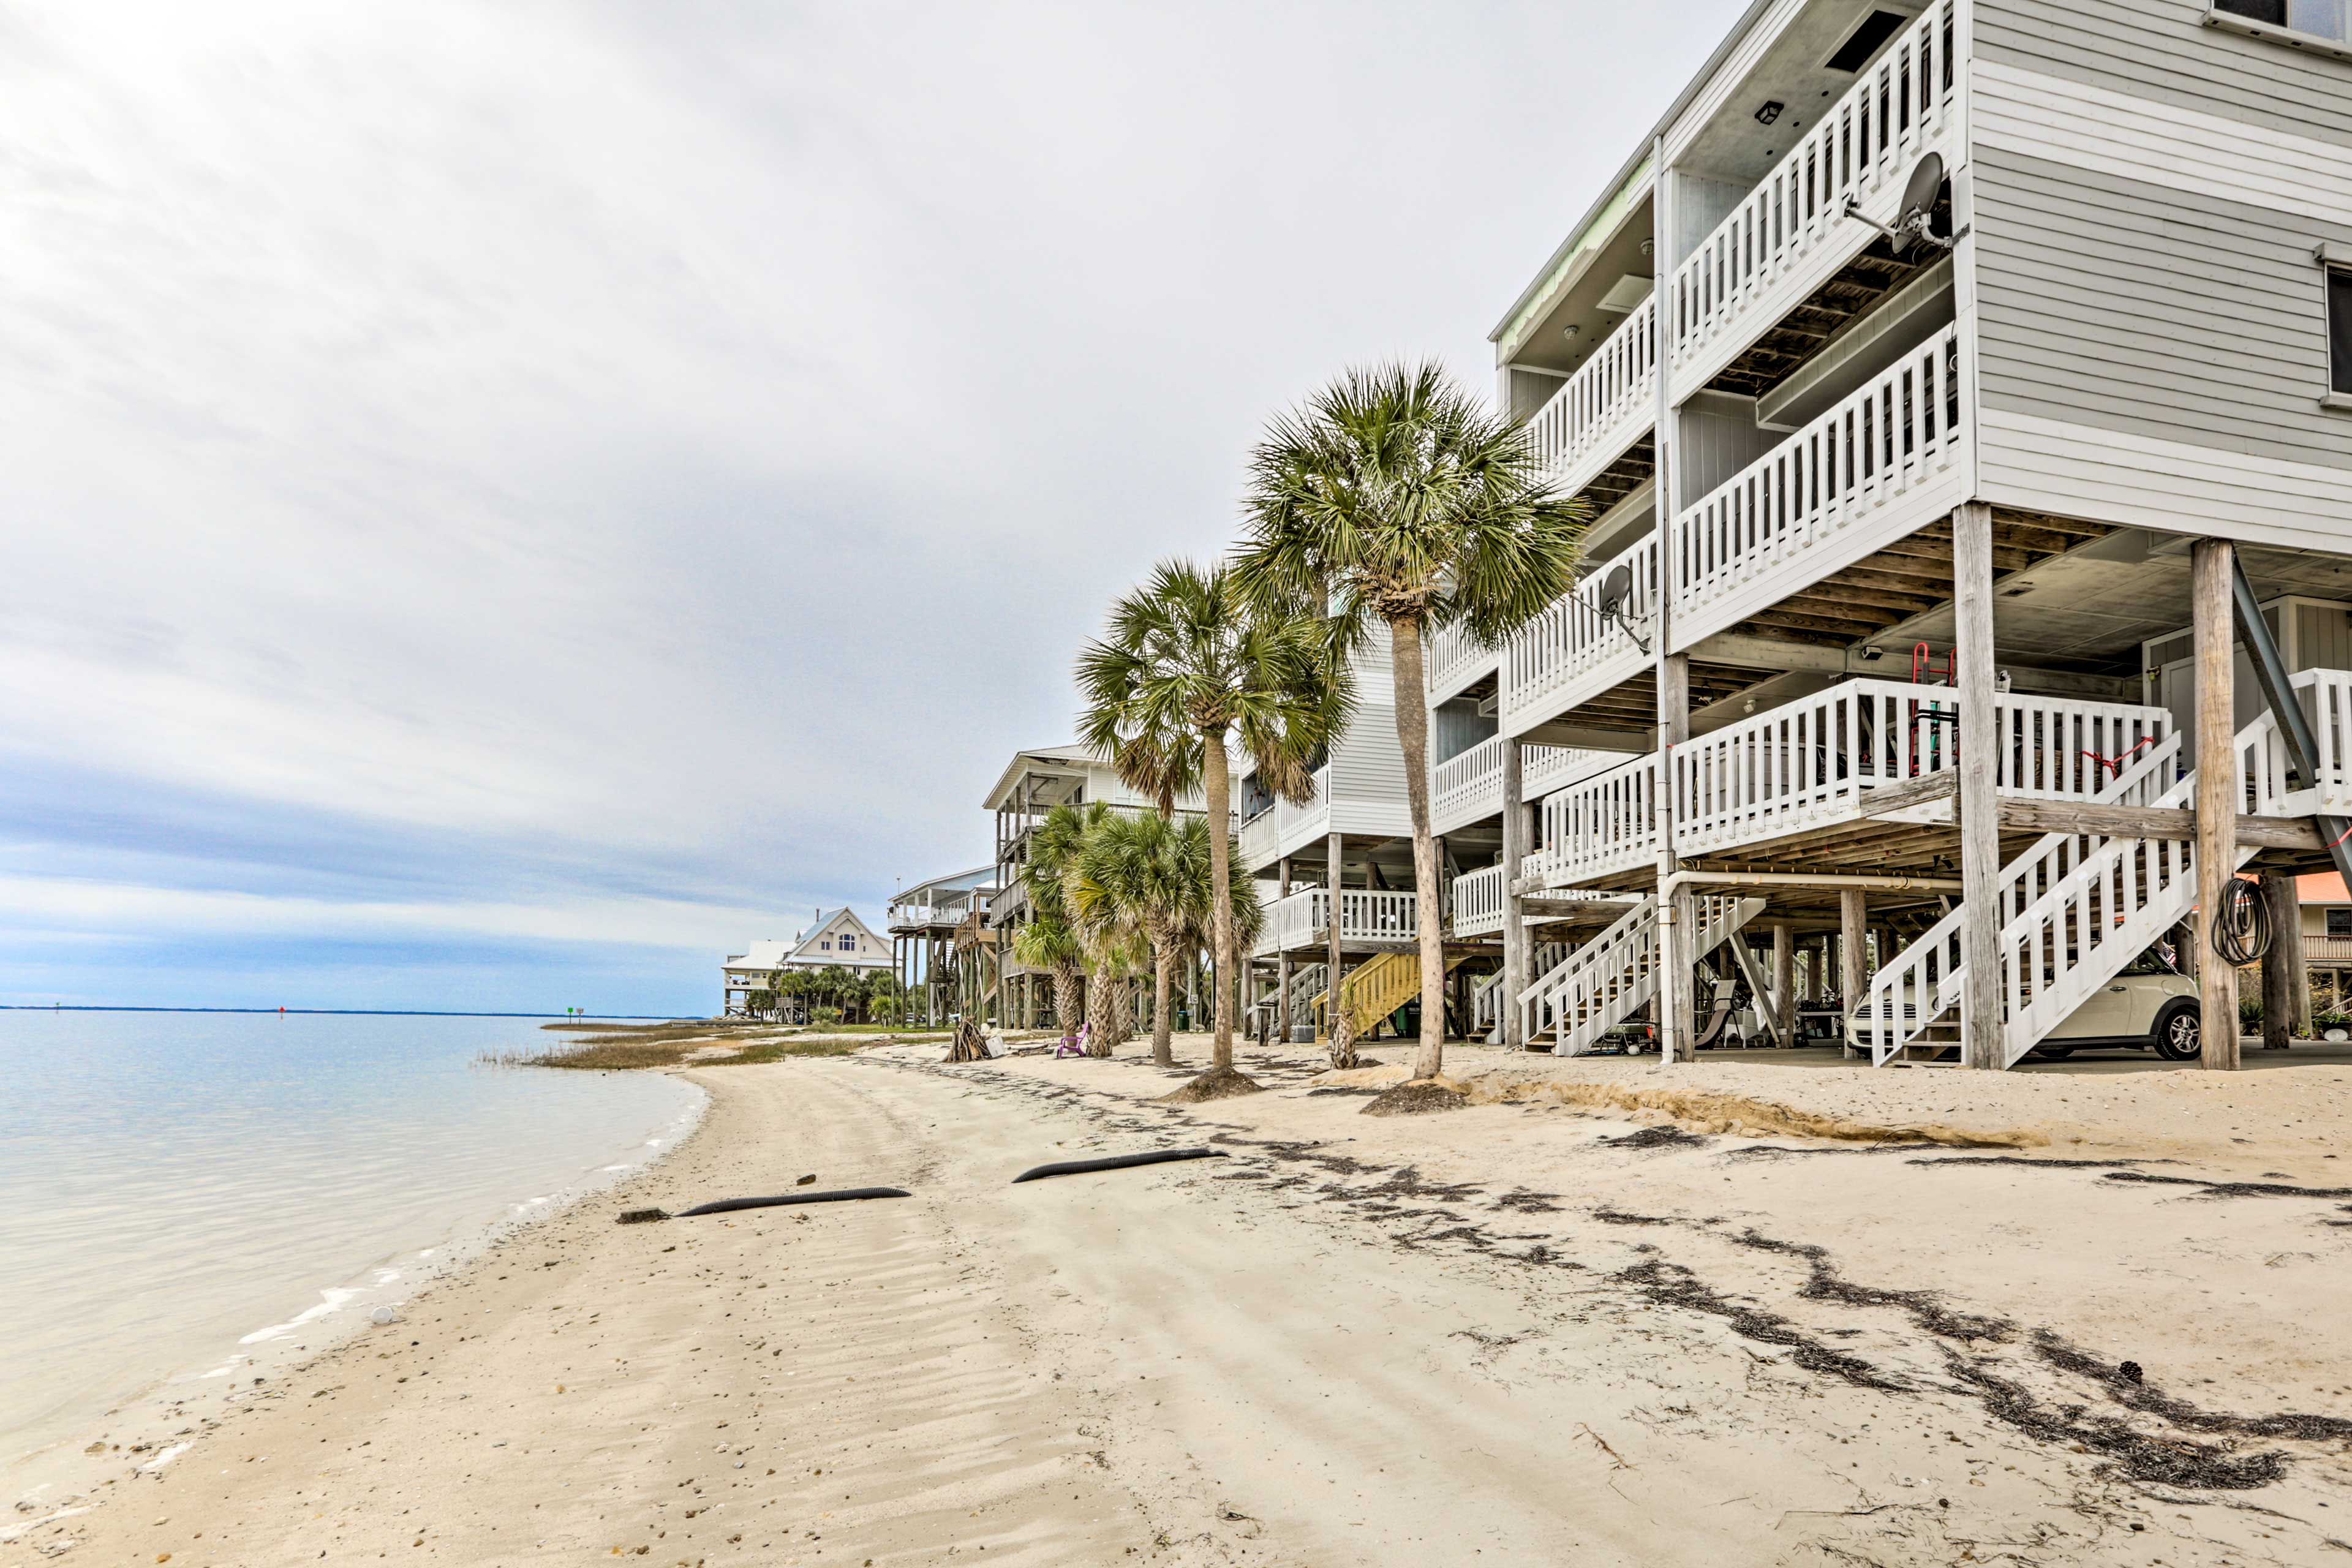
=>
[17,1036,2352,1567]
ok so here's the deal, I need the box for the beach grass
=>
[484,1020,951,1071]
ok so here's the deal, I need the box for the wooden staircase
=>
[1314,952,1470,1041]
[1860,710,2290,1067]
[1520,895,1766,1055]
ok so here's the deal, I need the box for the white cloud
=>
[0,0,1744,1001]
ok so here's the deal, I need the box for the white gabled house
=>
[721,907,892,1019]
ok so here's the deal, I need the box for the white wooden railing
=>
[1670,0,1956,372]
[1426,624,1500,704]
[1520,895,1763,1055]
[1431,737,1599,835]
[2295,668,2352,813]
[1452,864,1506,937]
[1253,885,1420,954]
[1240,766,1333,869]
[1673,326,1964,648]
[1995,717,2283,1067]
[1526,744,1621,799]
[1856,731,2184,1063]
[1525,754,1658,888]
[1673,682,2173,860]
[1433,737,1509,834]
[1502,537,1657,736]
[1527,295,1656,487]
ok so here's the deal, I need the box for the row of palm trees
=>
[1051,361,1591,1103]
[1011,802,1261,1068]
[750,965,900,1025]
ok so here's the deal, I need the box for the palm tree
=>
[1018,803,1095,1044]
[1070,809,1211,1066]
[1235,362,1588,1094]
[1076,559,1343,1095]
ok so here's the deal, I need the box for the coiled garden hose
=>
[2211,876,2273,968]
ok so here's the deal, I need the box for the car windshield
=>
[2119,942,2180,977]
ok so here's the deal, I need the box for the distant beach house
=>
[721,908,891,1019]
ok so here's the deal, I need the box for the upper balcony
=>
[1430,734,1619,837]
[1499,535,1657,739]
[1671,322,1967,652]
[1239,766,1333,873]
[1531,294,1658,501]
[1668,0,1958,393]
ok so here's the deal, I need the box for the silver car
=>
[1848,945,2202,1061]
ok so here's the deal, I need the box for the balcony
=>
[1672,325,1967,651]
[1252,886,1420,956]
[1520,682,2177,891]
[1425,623,1500,707]
[1523,754,1659,889]
[1238,766,1334,872]
[1431,736,1614,837]
[1672,681,2173,861]
[1669,0,1958,391]
[1499,536,1656,738]
[1528,294,1657,497]
[1451,865,1506,938]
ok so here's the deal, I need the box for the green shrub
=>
[2240,996,2264,1030]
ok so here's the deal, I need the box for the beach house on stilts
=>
[1439,0,2352,1070]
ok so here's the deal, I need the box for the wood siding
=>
[1969,26,2352,547]
[1975,146,2351,474]
[1976,0,2352,151]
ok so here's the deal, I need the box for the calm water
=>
[0,1012,701,1484]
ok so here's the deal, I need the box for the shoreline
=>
[0,1071,709,1534]
[13,1038,2352,1566]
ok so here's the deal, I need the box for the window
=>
[2212,0,2352,48]
[2331,262,2352,399]
[2329,908,2352,938]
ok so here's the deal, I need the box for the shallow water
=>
[0,1011,699,1485]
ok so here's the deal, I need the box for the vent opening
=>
[1826,9,1910,71]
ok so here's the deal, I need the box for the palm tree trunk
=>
[1389,616,1447,1082]
[1202,729,1238,1072]
[1055,964,1080,1042]
[1152,945,1176,1066]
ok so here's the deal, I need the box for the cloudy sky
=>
[0,0,1745,1014]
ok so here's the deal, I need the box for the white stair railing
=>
[1858,731,2184,1063]
[1520,895,1765,1056]
[1674,326,1962,646]
[1995,717,2286,1066]
[1670,0,1956,372]
[1527,294,1656,486]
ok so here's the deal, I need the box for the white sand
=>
[15,1036,2352,1566]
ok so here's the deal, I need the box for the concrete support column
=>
[2193,538,2242,1071]
[1953,501,2003,1069]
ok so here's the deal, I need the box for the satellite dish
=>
[1596,562,1635,619]
[1892,153,1945,255]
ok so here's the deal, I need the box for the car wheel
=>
[2152,1004,2202,1062]
[2036,1046,2075,1060]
